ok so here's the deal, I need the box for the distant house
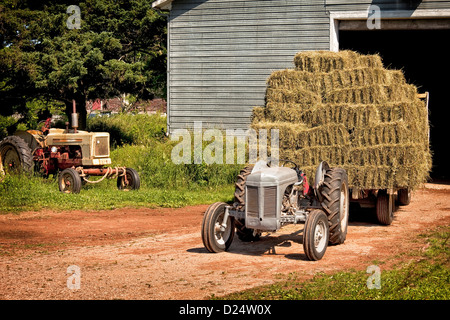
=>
[86,98,167,115]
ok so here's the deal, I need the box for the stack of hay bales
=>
[252,51,431,190]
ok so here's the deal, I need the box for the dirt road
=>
[0,184,449,300]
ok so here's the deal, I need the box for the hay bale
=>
[294,50,383,72]
[252,121,350,150]
[266,68,406,99]
[325,84,418,104]
[251,106,266,123]
[253,50,431,190]
[267,69,317,91]
[265,87,321,105]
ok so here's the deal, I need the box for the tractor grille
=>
[246,186,259,218]
[94,136,109,156]
[263,186,277,219]
[246,186,277,219]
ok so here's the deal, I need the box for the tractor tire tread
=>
[0,136,33,174]
[320,168,349,245]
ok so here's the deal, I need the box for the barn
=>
[152,0,450,180]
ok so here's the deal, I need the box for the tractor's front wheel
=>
[58,168,82,194]
[303,209,329,261]
[201,202,235,253]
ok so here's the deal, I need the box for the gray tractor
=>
[201,160,349,261]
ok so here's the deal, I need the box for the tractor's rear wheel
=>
[233,165,261,242]
[201,202,235,253]
[58,168,82,194]
[233,165,254,210]
[117,168,140,191]
[376,190,395,225]
[303,209,329,261]
[0,136,33,175]
[320,168,349,245]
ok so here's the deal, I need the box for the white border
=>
[329,9,450,52]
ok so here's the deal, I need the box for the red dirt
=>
[0,184,449,300]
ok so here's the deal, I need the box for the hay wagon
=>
[252,51,432,225]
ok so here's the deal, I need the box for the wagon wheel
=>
[0,136,33,175]
[397,188,411,206]
[376,189,395,225]
[58,168,82,194]
[117,168,140,191]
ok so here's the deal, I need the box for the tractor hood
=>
[246,167,298,187]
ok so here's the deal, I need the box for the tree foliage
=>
[0,0,167,130]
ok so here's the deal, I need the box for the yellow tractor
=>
[0,102,140,193]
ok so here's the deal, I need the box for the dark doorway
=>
[340,29,450,182]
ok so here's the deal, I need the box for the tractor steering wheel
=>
[267,159,299,170]
[38,118,52,134]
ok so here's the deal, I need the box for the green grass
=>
[213,226,450,300]
[0,113,242,213]
[0,173,236,213]
[87,113,167,147]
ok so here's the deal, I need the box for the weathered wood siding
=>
[166,0,450,133]
[167,0,329,133]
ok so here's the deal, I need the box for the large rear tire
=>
[201,202,235,253]
[233,165,261,242]
[320,168,349,245]
[303,210,329,261]
[233,165,254,210]
[0,136,33,175]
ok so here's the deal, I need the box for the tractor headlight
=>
[51,146,58,153]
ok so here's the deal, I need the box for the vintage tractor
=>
[0,102,140,194]
[201,159,349,261]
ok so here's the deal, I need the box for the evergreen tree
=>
[0,0,167,130]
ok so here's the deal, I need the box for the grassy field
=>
[213,225,450,300]
[0,113,242,213]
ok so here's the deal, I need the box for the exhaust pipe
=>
[72,99,79,133]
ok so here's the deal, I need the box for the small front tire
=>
[303,210,329,261]
[117,168,140,191]
[201,202,235,253]
[59,168,82,194]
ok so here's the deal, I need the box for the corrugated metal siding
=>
[167,0,329,133]
[167,0,450,133]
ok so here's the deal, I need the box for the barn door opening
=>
[339,28,450,182]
